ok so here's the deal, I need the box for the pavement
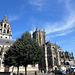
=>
[38,73,55,75]
[12,72,55,75]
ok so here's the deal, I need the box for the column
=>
[45,45,48,72]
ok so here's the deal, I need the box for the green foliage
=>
[3,31,43,75]
[20,32,43,66]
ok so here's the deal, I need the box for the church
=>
[0,16,38,73]
[0,16,74,73]
[0,16,15,72]
[33,28,75,71]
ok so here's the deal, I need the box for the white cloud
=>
[29,0,42,6]
[8,15,20,21]
[45,14,75,34]
[44,0,75,35]
[29,0,75,38]
[53,30,74,37]
[29,0,44,10]
[30,30,33,37]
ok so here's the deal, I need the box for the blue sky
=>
[0,0,75,56]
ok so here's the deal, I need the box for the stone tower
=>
[0,16,12,39]
[33,28,46,46]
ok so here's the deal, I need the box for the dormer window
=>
[4,24,6,27]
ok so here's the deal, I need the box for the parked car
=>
[71,67,75,74]
[66,66,75,74]
[55,70,66,75]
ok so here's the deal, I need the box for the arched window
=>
[1,36,2,38]
[1,23,2,27]
[7,29,9,33]
[0,29,2,33]
[3,29,6,33]
[47,47,52,54]
[4,24,6,27]
[5,37,7,39]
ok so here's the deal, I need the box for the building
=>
[33,27,46,46]
[0,15,12,39]
[0,16,38,73]
[33,28,75,72]
[0,16,74,73]
[0,16,15,72]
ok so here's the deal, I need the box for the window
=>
[4,24,6,27]
[1,36,2,38]
[7,29,9,33]
[1,23,2,26]
[5,37,7,39]
[0,29,2,33]
[0,60,1,67]
[7,25,9,28]
[3,29,6,33]
[47,47,52,54]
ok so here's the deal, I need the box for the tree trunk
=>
[12,66,14,73]
[11,66,14,75]
[17,66,19,75]
[25,66,27,75]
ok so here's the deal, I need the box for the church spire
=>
[4,15,7,20]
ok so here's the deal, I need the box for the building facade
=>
[0,16,38,73]
[0,16,12,39]
[0,16,15,72]
[0,16,74,73]
[33,28,75,72]
[33,28,46,46]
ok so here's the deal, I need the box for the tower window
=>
[3,30,6,33]
[0,29,2,33]
[4,24,6,27]
[5,37,7,39]
[1,23,2,26]
[7,29,9,33]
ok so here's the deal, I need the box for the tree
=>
[20,32,43,75]
[3,32,43,75]
[3,38,23,75]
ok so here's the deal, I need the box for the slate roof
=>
[0,38,15,45]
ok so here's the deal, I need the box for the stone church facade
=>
[33,28,75,71]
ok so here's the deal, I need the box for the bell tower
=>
[33,28,46,46]
[0,16,12,39]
